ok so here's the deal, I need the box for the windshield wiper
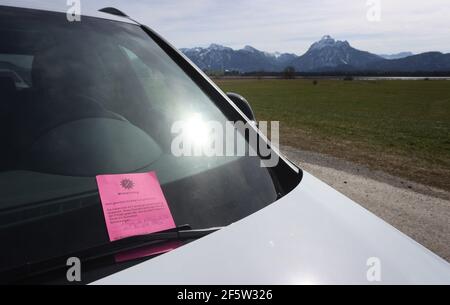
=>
[2,224,223,283]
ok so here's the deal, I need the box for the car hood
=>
[93,171,450,285]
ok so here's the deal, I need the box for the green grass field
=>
[215,79,450,191]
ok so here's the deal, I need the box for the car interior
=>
[0,30,172,176]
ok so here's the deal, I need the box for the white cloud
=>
[5,0,450,54]
[127,0,450,54]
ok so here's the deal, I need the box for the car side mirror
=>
[226,92,256,121]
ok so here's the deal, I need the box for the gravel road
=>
[281,146,450,262]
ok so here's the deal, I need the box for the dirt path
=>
[281,146,450,262]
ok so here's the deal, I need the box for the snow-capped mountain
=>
[309,35,351,51]
[290,35,382,72]
[180,44,296,72]
[181,36,450,73]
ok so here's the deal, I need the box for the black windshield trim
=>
[1,225,223,283]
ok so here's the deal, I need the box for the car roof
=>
[0,0,138,25]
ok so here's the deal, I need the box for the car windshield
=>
[0,6,300,283]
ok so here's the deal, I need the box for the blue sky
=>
[6,0,450,55]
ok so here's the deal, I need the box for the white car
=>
[0,1,449,285]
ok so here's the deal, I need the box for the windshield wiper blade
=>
[85,225,224,262]
[3,224,223,283]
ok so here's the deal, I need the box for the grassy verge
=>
[215,79,450,191]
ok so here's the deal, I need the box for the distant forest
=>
[207,69,450,78]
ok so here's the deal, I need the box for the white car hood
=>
[94,171,450,285]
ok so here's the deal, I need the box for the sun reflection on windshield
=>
[183,113,210,148]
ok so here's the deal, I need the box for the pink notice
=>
[96,172,176,242]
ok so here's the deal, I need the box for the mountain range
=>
[378,52,414,60]
[180,36,450,73]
